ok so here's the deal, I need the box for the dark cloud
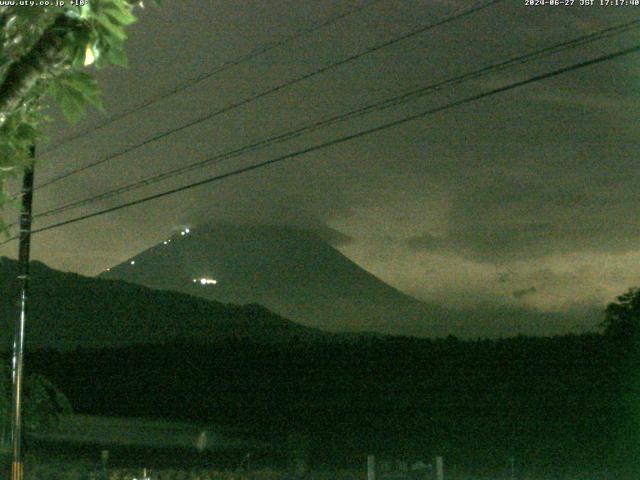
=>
[406,217,640,264]
[497,272,511,284]
[512,286,537,300]
[315,226,354,247]
[406,233,448,252]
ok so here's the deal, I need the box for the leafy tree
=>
[0,0,159,228]
[0,363,72,450]
[601,288,640,339]
[601,288,640,477]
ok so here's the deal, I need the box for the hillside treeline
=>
[22,332,640,477]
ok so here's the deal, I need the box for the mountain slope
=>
[0,257,328,350]
[100,223,456,337]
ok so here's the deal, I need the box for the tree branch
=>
[0,1,144,129]
[0,14,80,127]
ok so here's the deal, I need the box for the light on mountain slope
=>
[193,278,217,286]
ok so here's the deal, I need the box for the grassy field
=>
[33,414,261,451]
[22,460,370,480]
[16,415,615,479]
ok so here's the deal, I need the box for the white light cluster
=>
[193,277,217,286]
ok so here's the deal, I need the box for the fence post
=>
[436,456,444,480]
[367,454,376,480]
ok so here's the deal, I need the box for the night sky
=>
[1,0,638,336]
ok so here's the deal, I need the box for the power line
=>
[39,0,387,156]
[1,42,635,245]
[34,0,503,191]
[31,18,640,221]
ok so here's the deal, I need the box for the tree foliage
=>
[0,0,159,228]
[0,363,72,448]
[601,287,640,339]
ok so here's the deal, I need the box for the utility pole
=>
[10,145,35,480]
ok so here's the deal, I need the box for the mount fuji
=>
[100,223,458,337]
